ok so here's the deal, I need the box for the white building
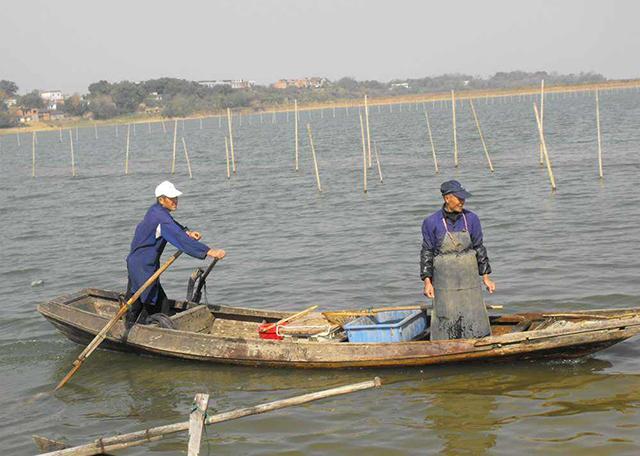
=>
[197,80,255,89]
[40,90,64,110]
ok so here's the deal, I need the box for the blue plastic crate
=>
[344,310,427,343]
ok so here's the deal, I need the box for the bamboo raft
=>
[38,288,640,369]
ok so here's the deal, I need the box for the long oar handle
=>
[54,251,183,391]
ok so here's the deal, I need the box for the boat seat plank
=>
[170,305,214,333]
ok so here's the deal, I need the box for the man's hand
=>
[483,275,496,294]
[187,230,202,241]
[207,249,226,260]
[423,278,435,299]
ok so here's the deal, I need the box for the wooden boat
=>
[38,288,640,368]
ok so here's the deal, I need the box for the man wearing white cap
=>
[125,181,225,327]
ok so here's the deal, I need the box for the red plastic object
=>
[258,322,287,340]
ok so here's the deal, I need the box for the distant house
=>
[197,80,255,89]
[40,90,65,110]
[4,98,17,107]
[15,108,39,123]
[390,82,409,90]
[272,77,329,89]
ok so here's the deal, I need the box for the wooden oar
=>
[323,304,503,325]
[259,305,318,333]
[54,251,183,391]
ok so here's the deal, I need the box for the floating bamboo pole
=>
[294,99,299,171]
[171,119,178,173]
[424,110,439,174]
[125,124,131,175]
[306,124,322,192]
[31,132,36,177]
[364,95,372,168]
[595,89,603,179]
[468,99,494,172]
[539,79,545,165]
[533,103,557,191]
[181,137,193,178]
[69,130,76,177]
[374,142,383,183]
[224,136,230,179]
[187,393,209,456]
[359,112,367,193]
[227,108,236,173]
[34,379,381,456]
[451,89,458,167]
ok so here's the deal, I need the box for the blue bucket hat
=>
[440,180,472,200]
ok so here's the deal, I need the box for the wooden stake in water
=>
[148,121,152,133]
[469,99,494,172]
[161,120,167,134]
[373,142,383,183]
[294,99,300,171]
[199,118,203,130]
[133,123,136,136]
[75,127,78,142]
[272,109,276,124]
[359,112,367,193]
[595,89,604,179]
[533,103,557,191]
[125,124,131,175]
[181,137,193,178]
[364,95,372,168]
[424,110,439,174]
[187,393,209,456]
[451,90,458,167]
[59,127,63,143]
[16,132,20,146]
[227,108,236,174]
[31,132,36,177]
[69,130,76,177]
[306,124,322,192]
[224,136,231,179]
[94,122,98,139]
[171,119,178,174]
[115,124,119,138]
[539,79,545,165]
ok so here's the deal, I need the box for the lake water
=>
[2,89,640,455]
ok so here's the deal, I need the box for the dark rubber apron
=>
[431,214,491,340]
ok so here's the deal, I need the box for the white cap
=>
[155,181,183,198]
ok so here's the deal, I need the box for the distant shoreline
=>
[2,78,639,136]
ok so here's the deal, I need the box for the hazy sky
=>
[1,0,637,94]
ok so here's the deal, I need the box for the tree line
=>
[0,71,606,128]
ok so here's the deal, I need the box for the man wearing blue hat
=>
[420,180,496,340]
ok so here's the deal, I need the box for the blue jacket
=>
[126,203,210,305]
[420,207,491,280]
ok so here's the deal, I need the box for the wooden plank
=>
[187,393,210,456]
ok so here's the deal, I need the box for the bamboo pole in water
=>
[199,118,203,130]
[424,110,439,174]
[374,142,383,183]
[31,132,36,177]
[359,112,367,193]
[161,120,167,134]
[364,95,372,168]
[294,99,299,171]
[224,136,230,179]
[595,89,604,179]
[69,130,76,177]
[533,103,557,191]
[451,90,458,167]
[171,119,178,174]
[59,127,62,142]
[148,121,152,133]
[468,99,494,172]
[539,79,545,165]
[227,108,236,174]
[181,137,193,178]
[125,124,131,175]
[115,124,119,138]
[34,379,381,456]
[75,127,78,142]
[94,123,98,139]
[306,124,322,192]
[187,393,209,456]
[133,122,136,136]
[16,132,20,146]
